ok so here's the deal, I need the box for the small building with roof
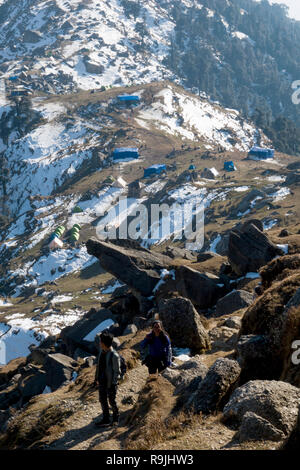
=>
[248,146,275,160]
[117,95,140,106]
[112,147,139,161]
[143,164,167,178]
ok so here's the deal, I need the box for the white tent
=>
[49,238,63,250]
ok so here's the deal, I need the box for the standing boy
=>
[94,331,121,427]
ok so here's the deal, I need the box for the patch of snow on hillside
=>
[267,175,286,183]
[138,87,257,150]
[0,320,46,365]
[263,219,278,230]
[10,246,95,292]
[271,187,291,201]
[83,318,115,342]
[232,31,255,46]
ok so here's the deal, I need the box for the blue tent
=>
[189,164,196,170]
[248,146,274,159]
[117,95,140,104]
[8,76,18,81]
[144,164,166,178]
[224,161,236,171]
[112,147,139,160]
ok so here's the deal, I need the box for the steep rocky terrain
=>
[0,79,299,449]
[0,0,300,451]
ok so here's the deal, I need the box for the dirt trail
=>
[46,363,149,450]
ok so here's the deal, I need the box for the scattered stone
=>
[223,316,242,329]
[209,326,238,351]
[197,251,221,262]
[122,324,138,336]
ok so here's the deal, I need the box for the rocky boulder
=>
[237,411,285,442]
[60,307,116,356]
[238,274,300,385]
[86,238,172,297]
[174,265,227,309]
[158,297,211,354]
[18,368,46,405]
[44,354,78,391]
[188,358,241,414]
[223,380,300,440]
[162,357,208,396]
[228,221,284,275]
[215,290,255,316]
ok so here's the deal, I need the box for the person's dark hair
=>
[100,331,113,348]
[148,321,169,345]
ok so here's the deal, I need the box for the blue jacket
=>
[140,332,172,367]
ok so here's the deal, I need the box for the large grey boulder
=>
[86,238,172,297]
[162,357,208,396]
[223,380,300,439]
[174,265,227,309]
[228,221,283,275]
[215,290,255,316]
[158,297,211,353]
[18,368,46,404]
[188,358,241,413]
[44,354,78,391]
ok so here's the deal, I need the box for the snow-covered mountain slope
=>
[0,0,176,92]
[0,82,266,220]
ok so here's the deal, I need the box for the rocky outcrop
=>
[259,254,300,290]
[44,354,78,392]
[86,238,172,297]
[228,221,284,275]
[238,273,300,385]
[174,265,227,309]
[188,358,241,413]
[158,297,211,353]
[223,380,300,441]
[215,290,255,316]
[164,246,196,261]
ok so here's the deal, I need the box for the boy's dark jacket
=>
[95,348,121,388]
